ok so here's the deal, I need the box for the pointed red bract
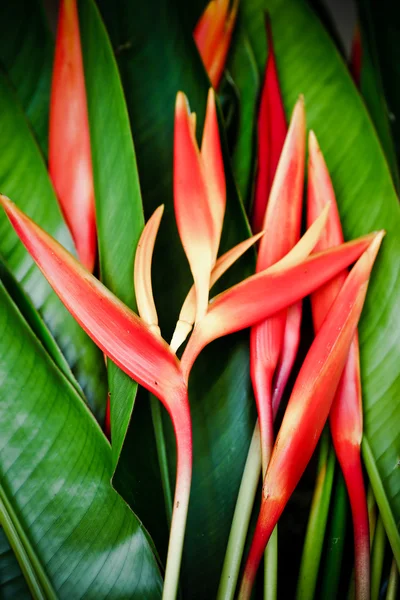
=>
[174,92,215,322]
[251,96,305,468]
[239,233,384,599]
[307,132,370,600]
[0,195,183,405]
[49,0,97,272]
[201,89,226,259]
[252,16,287,235]
[181,233,376,379]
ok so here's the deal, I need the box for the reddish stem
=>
[163,389,193,600]
[335,440,370,600]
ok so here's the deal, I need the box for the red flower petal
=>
[49,0,97,272]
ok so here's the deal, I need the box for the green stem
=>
[0,486,57,600]
[320,473,348,600]
[150,394,173,525]
[385,558,399,600]
[371,515,386,600]
[217,422,261,600]
[362,438,400,568]
[296,430,336,600]
[264,527,278,600]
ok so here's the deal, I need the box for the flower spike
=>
[239,232,384,599]
[134,205,164,336]
[174,92,215,323]
[251,96,305,470]
[308,131,370,600]
[181,232,376,380]
[49,0,97,272]
[252,15,288,235]
[0,194,192,600]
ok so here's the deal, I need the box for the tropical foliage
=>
[0,1,399,599]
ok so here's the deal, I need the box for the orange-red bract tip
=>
[193,0,238,88]
[0,194,185,408]
[49,0,97,272]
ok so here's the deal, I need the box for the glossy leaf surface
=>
[0,282,162,599]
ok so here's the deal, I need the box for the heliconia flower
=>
[307,131,370,600]
[0,194,190,600]
[134,204,164,337]
[49,0,97,272]
[239,231,384,600]
[251,96,305,470]
[181,231,377,381]
[193,0,239,88]
[252,16,287,236]
[170,230,264,352]
[350,25,363,87]
[174,90,225,323]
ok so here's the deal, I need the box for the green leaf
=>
[96,1,257,596]
[0,0,53,156]
[240,0,400,565]
[0,281,162,599]
[226,21,260,209]
[355,5,399,189]
[0,527,31,600]
[0,69,107,419]
[77,0,171,558]
[0,254,81,397]
[78,0,144,474]
[355,0,400,177]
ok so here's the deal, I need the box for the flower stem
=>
[371,515,386,600]
[385,558,399,600]
[162,394,192,600]
[150,394,173,525]
[264,527,278,600]
[296,430,336,600]
[217,422,261,600]
[320,473,348,600]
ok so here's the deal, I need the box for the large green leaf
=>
[0,0,53,156]
[355,0,400,176]
[78,0,170,558]
[0,527,31,600]
[226,21,260,209]
[78,0,143,476]
[240,0,400,563]
[0,281,162,598]
[0,254,81,397]
[95,0,256,596]
[0,69,107,418]
[351,1,399,190]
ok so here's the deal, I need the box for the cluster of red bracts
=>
[0,4,382,600]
